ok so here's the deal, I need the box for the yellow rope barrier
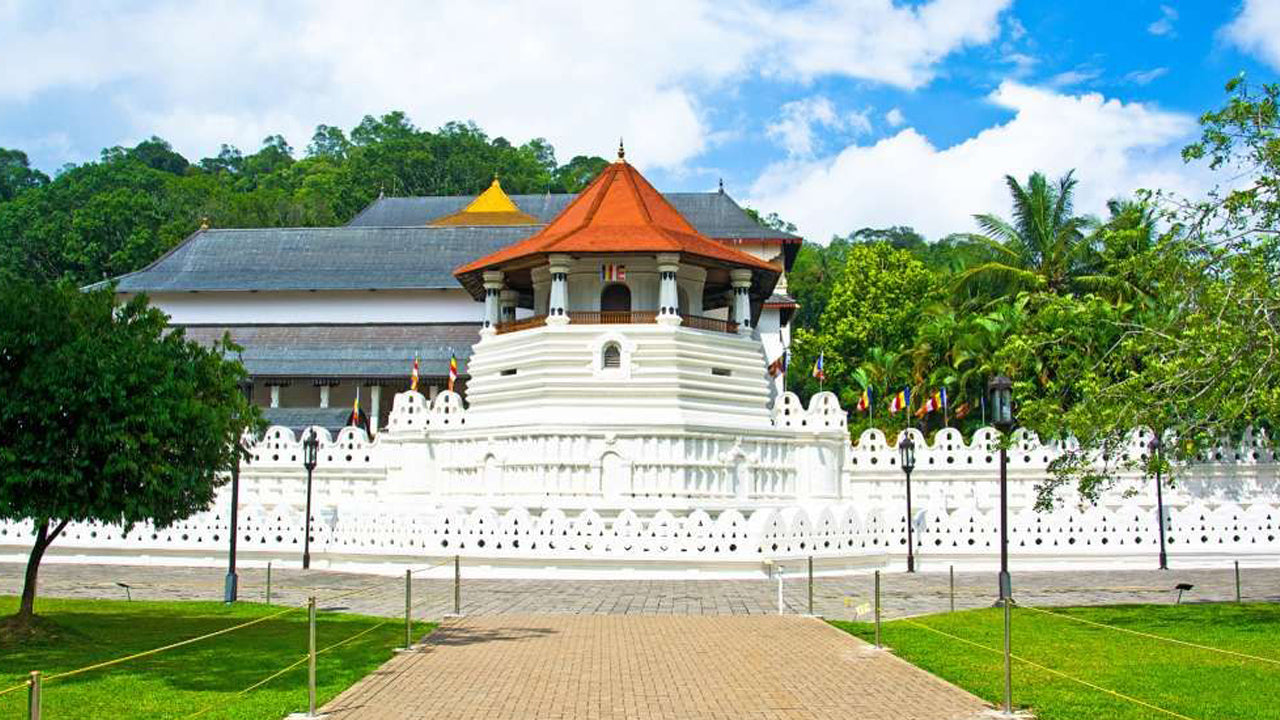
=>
[42,604,301,684]
[179,618,395,719]
[897,618,1201,720]
[1020,604,1280,666]
[0,680,29,699]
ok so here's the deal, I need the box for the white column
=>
[730,268,753,335]
[656,252,682,326]
[270,385,280,408]
[547,254,571,325]
[499,289,518,324]
[482,270,504,335]
[319,385,330,408]
[370,385,381,435]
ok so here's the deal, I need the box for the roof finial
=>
[492,171,500,187]
[199,216,209,231]
[718,177,724,194]
[617,137,626,163]
[378,183,385,199]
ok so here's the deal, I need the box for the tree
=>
[955,171,1101,301]
[0,147,49,201]
[553,155,609,193]
[0,284,260,626]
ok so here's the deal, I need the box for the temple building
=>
[105,157,800,434]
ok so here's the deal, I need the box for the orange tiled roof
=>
[454,158,777,276]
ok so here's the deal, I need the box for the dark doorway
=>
[601,283,632,312]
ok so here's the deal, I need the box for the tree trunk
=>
[17,518,69,619]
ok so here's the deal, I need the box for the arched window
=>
[602,342,622,369]
[600,283,631,312]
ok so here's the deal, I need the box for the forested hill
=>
[0,112,609,287]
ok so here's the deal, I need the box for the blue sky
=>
[2,1,1278,241]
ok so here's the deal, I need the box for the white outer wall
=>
[125,289,484,324]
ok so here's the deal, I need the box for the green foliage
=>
[833,603,1280,720]
[0,283,261,614]
[0,114,608,286]
[0,596,433,719]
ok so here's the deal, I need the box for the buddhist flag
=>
[888,387,910,414]
[935,388,948,413]
[448,354,459,392]
[767,355,786,378]
[601,264,626,281]
[812,352,825,382]
[954,401,972,420]
[856,388,871,412]
[351,386,361,425]
[410,357,420,392]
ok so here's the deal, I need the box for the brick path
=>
[6,562,1275,620]
[319,614,991,720]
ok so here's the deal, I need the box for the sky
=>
[1,0,1279,242]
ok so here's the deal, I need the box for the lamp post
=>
[988,375,1014,604]
[224,379,254,604]
[899,432,917,573]
[301,429,319,570]
[988,374,1015,718]
[1150,433,1169,571]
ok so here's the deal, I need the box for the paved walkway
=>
[319,614,991,720]
[6,563,1276,620]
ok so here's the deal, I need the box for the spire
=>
[200,216,209,231]
[617,138,626,163]
[718,177,724,194]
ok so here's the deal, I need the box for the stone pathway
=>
[319,614,991,720]
[6,562,1276,620]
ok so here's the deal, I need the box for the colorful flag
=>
[888,387,911,414]
[935,388,948,413]
[410,356,420,392]
[767,355,786,378]
[601,264,627,281]
[954,401,972,420]
[812,352,825,382]
[856,388,870,412]
[350,386,361,426]
[448,355,459,392]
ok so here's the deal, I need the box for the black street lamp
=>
[301,429,320,570]
[899,432,917,573]
[1149,432,1169,571]
[988,374,1014,604]
[224,379,254,604]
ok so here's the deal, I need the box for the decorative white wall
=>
[3,389,1276,578]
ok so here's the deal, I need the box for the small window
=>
[603,343,621,369]
[711,367,732,377]
[500,368,518,376]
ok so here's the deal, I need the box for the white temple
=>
[4,151,1277,577]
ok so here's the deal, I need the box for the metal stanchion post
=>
[27,671,40,720]
[949,565,955,613]
[1002,598,1012,715]
[1235,561,1242,603]
[266,561,272,605]
[453,555,461,616]
[308,596,317,717]
[404,569,412,649]
[807,556,814,615]
[874,570,881,649]
[776,565,785,615]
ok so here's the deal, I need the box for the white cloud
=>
[1148,4,1178,37]
[1124,67,1169,85]
[766,97,873,158]
[1223,0,1280,71]
[885,108,906,127]
[1048,66,1102,88]
[748,82,1204,241]
[0,0,1010,170]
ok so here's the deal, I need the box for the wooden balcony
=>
[494,311,738,335]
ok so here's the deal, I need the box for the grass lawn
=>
[0,596,434,719]
[832,603,1280,720]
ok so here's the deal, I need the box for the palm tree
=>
[955,171,1103,300]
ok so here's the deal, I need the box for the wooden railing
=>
[568,310,659,325]
[494,315,548,334]
[679,314,738,334]
[494,311,737,334]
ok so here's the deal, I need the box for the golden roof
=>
[427,177,541,226]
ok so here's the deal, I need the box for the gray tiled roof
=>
[108,226,534,293]
[348,191,802,242]
[180,324,477,378]
[260,407,358,436]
